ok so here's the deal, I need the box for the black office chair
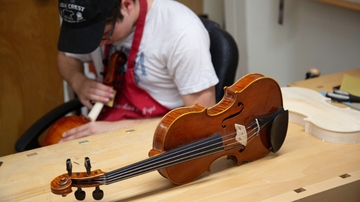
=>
[15,18,239,152]
[200,17,239,102]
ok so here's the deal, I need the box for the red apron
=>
[98,0,170,121]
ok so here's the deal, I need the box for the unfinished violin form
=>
[50,73,289,200]
[41,51,126,146]
[281,87,360,144]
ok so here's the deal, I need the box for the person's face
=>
[99,2,135,47]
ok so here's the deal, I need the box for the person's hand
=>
[73,77,115,109]
[58,118,157,143]
[57,52,115,109]
[59,121,115,143]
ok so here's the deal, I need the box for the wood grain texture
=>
[288,68,360,92]
[0,0,63,156]
[282,86,360,144]
[0,119,359,201]
[288,68,360,109]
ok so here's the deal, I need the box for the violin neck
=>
[100,134,224,185]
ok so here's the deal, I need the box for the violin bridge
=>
[235,124,247,146]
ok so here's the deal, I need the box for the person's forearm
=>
[182,86,216,108]
[57,51,86,92]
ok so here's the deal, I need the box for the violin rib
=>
[282,87,360,144]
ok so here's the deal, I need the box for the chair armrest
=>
[15,99,83,152]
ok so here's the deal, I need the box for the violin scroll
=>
[50,157,106,200]
[50,174,73,197]
[103,51,127,86]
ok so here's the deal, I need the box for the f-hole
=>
[221,102,244,128]
[239,145,246,153]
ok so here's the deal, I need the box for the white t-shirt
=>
[66,0,219,109]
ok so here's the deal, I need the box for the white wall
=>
[224,0,360,86]
[203,0,224,27]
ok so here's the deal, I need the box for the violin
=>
[281,86,360,144]
[41,51,127,146]
[50,73,289,200]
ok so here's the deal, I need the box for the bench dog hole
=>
[294,187,306,193]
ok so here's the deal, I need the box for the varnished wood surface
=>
[0,118,359,201]
[0,0,63,156]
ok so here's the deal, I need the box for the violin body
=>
[41,115,89,146]
[149,73,286,184]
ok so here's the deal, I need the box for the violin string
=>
[102,143,258,184]
[99,121,261,184]
[98,134,225,184]
[101,124,261,184]
[102,139,224,184]
[220,120,261,147]
[224,121,260,144]
[98,121,263,184]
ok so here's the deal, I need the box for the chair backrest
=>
[200,17,239,102]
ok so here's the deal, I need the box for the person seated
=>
[57,0,219,142]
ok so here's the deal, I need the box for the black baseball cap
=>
[58,0,118,54]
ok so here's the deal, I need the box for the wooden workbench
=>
[288,68,360,110]
[1,70,359,201]
[288,68,360,93]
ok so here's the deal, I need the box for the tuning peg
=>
[84,157,91,176]
[92,186,104,200]
[74,187,86,200]
[66,159,72,176]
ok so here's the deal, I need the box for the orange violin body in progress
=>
[50,73,289,200]
[41,115,89,146]
[41,51,126,146]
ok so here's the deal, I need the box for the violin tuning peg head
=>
[92,186,104,200]
[66,159,72,176]
[84,157,92,176]
[74,187,86,200]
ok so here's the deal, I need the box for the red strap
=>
[127,0,147,70]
